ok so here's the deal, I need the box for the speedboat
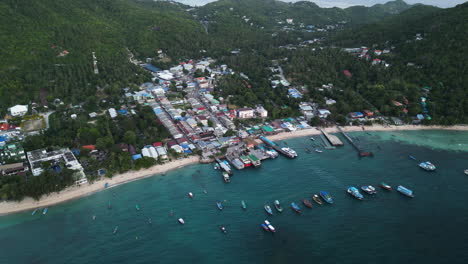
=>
[178,218,185,225]
[43,208,48,215]
[261,223,270,232]
[320,191,334,204]
[241,200,247,210]
[135,204,140,211]
[148,218,152,224]
[312,194,323,205]
[291,202,301,213]
[347,187,364,200]
[113,226,119,234]
[418,161,436,171]
[188,192,194,198]
[397,185,414,197]
[315,149,323,153]
[274,200,283,212]
[223,172,230,183]
[216,201,223,210]
[310,137,315,141]
[31,209,38,216]
[264,205,273,215]
[92,215,96,220]
[380,182,392,191]
[220,226,227,234]
[302,199,313,208]
[264,220,276,233]
[361,185,377,194]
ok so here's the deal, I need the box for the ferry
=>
[418,161,436,171]
[347,187,364,200]
[261,223,270,232]
[291,202,301,213]
[31,209,38,216]
[135,204,140,211]
[223,172,231,183]
[281,147,298,158]
[302,199,313,208]
[274,200,283,212]
[264,205,273,215]
[220,226,227,234]
[361,185,377,195]
[312,194,323,205]
[397,185,414,197]
[43,208,48,215]
[178,218,185,225]
[188,192,194,198]
[380,182,392,191]
[216,201,223,210]
[264,220,276,233]
[320,191,334,204]
[241,200,247,210]
[113,226,119,234]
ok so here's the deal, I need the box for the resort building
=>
[8,105,28,117]
[26,148,85,178]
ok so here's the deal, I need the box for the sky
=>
[173,0,466,8]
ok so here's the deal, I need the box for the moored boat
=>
[216,201,223,210]
[291,202,301,213]
[281,147,298,158]
[241,200,247,210]
[188,192,194,198]
[312,194,323,205]
[302,199,313,208]
[261,223,270,232]
[361,185,377,194]
[418,161,436,171]
[42,208,48,215]
[223,172,230,183]
[264,205,273,215]
[397,185,414,197]
[31,209,38,216]
[310,137,315,141]
[380,182,392,191]
[274,200,283,212]
[264,220,276,233]
[178,218,185,225]
[220,226,227,234]
[347,187,364,200]
[320,191,334,204]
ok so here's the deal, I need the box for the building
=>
[325,99,337,105]
[0,162,29,177]
[0,143,26,165]
[256,106,268,118]
[108,108,117,119]
[318,109,331,118]
[237,108,255,119]
[26,149,84,178]
[8,105,28,117]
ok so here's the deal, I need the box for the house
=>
[0,162,29,177]
[108,108,117,119]
[343,70,352,78]
[349,112,364,119]
[374,50,382,56]
[318,109,331,118]
[372,59,382,65]
[256,106,268,118]
[8,105,28,117]
[325,99,337,105]
[286,18,293,24]
[237,108,255,119]
[363,110,374,117]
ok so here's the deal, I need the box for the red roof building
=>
[343,70,352,78]
[82,145,96,151]
[153,142,163,147]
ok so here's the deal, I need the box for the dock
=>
[319,134,336,150]
[319,128,344,147]
[259,136,297,159]
[338,127,373,157]
[215,158,233,174]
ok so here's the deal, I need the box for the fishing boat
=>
[135,204,140,211]
[216,201,223,210]
[418,161,436,171]
[188,192,194,198]
[315,149,323,153]
[113,226,119,234]
[310,137,315,141]
[264,220,276,233]
[274,200,283,212]
[42,208,48,215]
[220,226,227,234]
[409,155,416,160]
[107,200,112,209]
[223,172,231,183]
[261,223,270,232]
[203,189,208,194]
[92,215,96,220]
[380,182,392,191]
[178,218,185,225]
[148,218,152,224]
[312,194,323,205]
[320,191,334,204]
[347,187,364,200]
[397,185,414,197]
[361,185,377,194]
[241,200,247,210]
[291,202,301,213]
[465,169,468,175]
[302,199,313,208]
[264,205,273,215]
[31,209,38,216]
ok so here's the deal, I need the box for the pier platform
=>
[320,128,344,146]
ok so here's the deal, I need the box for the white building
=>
[156,146,168,160]
[26,149,84,179]
[325,99,337,105]
[318,109,331,118]
[237,108,255,119]
[8,105,28,117]
[108,108,117,119]
[256,106,268,118]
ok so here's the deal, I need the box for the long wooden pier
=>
[338,127,373,157]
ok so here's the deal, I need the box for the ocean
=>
[0,130,467,264]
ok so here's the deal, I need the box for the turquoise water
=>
[1,130,468,264]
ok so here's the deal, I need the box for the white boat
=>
[281,147,298,158]
[464,169,468,175]
[315,149,323,153]
[178,218,185,225]
[418,161,436,171]
[188,192,194,198]
[113,226,118,234]
[264,220,276,232]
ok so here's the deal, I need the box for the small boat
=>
[361,185,377,194]
[302,199,313,208]
[220,226,227,234]
[409,155,416,160]
[188,192,194,198]
[113,226,119,234]
[170,210,174,216]
[397,185,414,198]
[42,208,48,215]
[320,191,334,204]
[380,182,392,191]
[261,223,270,232]
[291,202,301,213]
[241,200,247,210]
[92,215,96,220]
[315,149,323,153]
[310,137,315,141]
[305,148,311,153]
[178,218,185,225]
[264,220,276,233]
[148,218,152,224]
[107,201,112,209]
[274,200,283,212]
[465,169,468,175]
[216,201,223,210]
[31,209,38,216]
[418,161,436,171]
[223,172,230,183]
[203,189,208,194]
[214,164,220,170]
[264,205,273,215]
[312,194,323,205]
[135,204,140,211]
[347,187,364,200]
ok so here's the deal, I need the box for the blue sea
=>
[1,130,467,264]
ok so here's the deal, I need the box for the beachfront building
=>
[0,162,29,177]
[26,149,85,180]
[8,105,28,117]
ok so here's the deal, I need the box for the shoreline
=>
[1,125,467,216]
